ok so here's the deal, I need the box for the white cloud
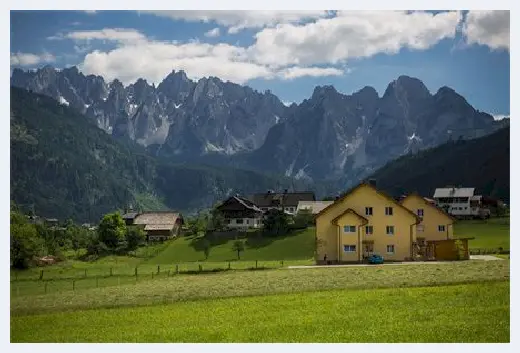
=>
[278,66,344,80]
[250,11,462,67]
[493,114,509,121]
[142,10,330,33]
[204,27,220,38]
[79,41,272,85]
[463,11,509,51]
[10,52,56,66]
[49,28,146,44]
[71,11,466,86]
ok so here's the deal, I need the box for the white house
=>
[433,187,490,219]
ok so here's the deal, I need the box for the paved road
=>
[470,255,505,261]
[288,261,453,269]
[288,256,505,269]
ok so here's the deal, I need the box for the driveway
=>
[288,261,453,269]
[470,255,505,261]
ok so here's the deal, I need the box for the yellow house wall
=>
[401,195,454,241]
[335,212,365,262]
[316,184,417,262]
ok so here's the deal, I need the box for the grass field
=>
[11,280,509,343]
[11,260,509,315]
[454,217,510,250]
[150,227,316,263]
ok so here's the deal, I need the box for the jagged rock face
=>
[246,75,504,184]
[11,68,506,186]
[10,67,288,155]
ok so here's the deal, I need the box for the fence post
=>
[135,267,138,277]
[84,269,87,278]
[157,265,160,274]
[281,260,284,267]
[72,280,76,291]
[176,265,179,274]
[228,262,231,270]
[199,264,202,272]
[39,270,44,280]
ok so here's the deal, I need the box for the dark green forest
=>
[369,127,510,202]
[10,87,314,222]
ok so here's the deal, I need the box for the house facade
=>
[250,190,316,215]
[216,196,264,230]
[132,212,184,241]
[401,193,455,242]
[433,187,490,219]
[315,182,419,263]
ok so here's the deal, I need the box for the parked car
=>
[367,254,384,264]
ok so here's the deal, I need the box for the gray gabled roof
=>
[433,187,475,198]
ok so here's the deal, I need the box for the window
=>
[417,225,425,232]
[236,219,244,224]
[365,225,373,235]
[343,245,356,253]
[438,225,446,232]
[225,219,231,224]
[386,226,394,235]
[246,219,250,225]
[385,207,393,216]
[386,245,395,254]
[365,207,373,216]
[343,225,356,233]
[417,209,424,217]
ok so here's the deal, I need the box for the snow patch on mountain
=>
[59,96,69,106]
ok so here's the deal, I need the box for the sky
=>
[10,10,510,116]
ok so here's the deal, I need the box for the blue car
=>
[367,254,384,264]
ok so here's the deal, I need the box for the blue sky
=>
[10,10,510,115]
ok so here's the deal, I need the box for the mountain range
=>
[11,66,508,187]
[10,66,510,221]
[10,87,317,222]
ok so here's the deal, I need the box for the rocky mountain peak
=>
[383,75,431,100]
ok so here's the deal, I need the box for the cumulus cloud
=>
[10,52,56,66]
[278,67,345,80]
[463,10,509,50]
[68,11,465,86]
[142,10,330,33]
[80,41,271,85]
[204,27,220,38]
[251,10,462,67]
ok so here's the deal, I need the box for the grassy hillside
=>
[454,217,510,250]
[369,127,510,202]
[10,87,313,222]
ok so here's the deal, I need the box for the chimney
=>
[368,179,377,188]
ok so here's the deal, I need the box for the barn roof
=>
[297,201,334,214]
[134,212,181,226]
[249,191,315,208]
[433,188,475,198]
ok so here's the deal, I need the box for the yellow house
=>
[315,182,420,263]
[400,193,455,242]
